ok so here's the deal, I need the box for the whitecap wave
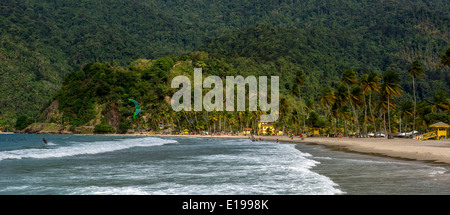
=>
[183,140,344,195]
[0,137,176,162]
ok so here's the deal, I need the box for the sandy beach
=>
[153,134,450,164]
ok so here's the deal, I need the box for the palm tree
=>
[360,73,381,135]
[361,74,371,135]
[438,47,450,67]
[381,70,403,136]
[293,70,306,133]
[408,60,423,136]
[341,69,359,134]
[320,86,336,136]
[416,101,432,129]
[349,85,363,134]
[430,90,450,112]
[209,110,218,134]
[291,109,301,135]
[279,97,290,135]
[254,110,263,135]
[237,111,244,132]
[399,99,413,133]
[360,74,369,135]
[320,87,336,118]
[366,72,381,133]
[335,83,349,136]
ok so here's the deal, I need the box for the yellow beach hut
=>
[243,128,252,135]
[416,122,449,140]
[258,122,274,135]
[429,122,449,140]
[309,127,320,136]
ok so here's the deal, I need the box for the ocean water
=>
[0,134,449,195]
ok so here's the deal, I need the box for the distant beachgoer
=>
[276,139,279,143]
[43,138,48,145]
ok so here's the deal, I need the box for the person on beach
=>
[276,139,279,143]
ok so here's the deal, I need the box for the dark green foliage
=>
[14,115,33,130]
[307,112,320,128]
[424,113,450,125]
[94,123,115,134]
[118,121,131,134]
[1,0,450,129]
[142,56,175,83]
[439,47,450,67]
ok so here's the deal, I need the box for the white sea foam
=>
[70,186,149,195]
[0,137,176,162]
[46,142,57,146]
[0,136,344,195]
[182,140,344,195]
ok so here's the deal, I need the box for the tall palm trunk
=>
[297,106,302,134]
[344,118,348,136]
[387,94,391,136]
[333,117,337,137]
[347,87,359,134]
[383,111,387,138]
[369,92,376,133]
[412,77,416,137]
[404,117,408,134]
[363,91,367,136]
[298,87,306,133]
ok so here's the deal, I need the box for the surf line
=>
[182,199,216,213]
[171,68,280,122]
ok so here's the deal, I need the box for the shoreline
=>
[10,132,450,165]
[152,134,450,165]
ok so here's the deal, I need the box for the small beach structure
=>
[309,127,320,137]
[243,128,252,135]
[258,122,275,136]
[415,121,449,140]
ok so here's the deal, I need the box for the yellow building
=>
[258,122,283,135]
[309,127,320,136]
[430,122,449,140]
[416,122,449,140]
[243,128,252,135]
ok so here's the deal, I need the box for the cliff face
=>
[40,100,60,123]
[105,106,120,128]
[36,99,124,134]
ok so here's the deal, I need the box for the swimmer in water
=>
[43,138,48,145]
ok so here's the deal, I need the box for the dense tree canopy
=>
[1,0,449,130]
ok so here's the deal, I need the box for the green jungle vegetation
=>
[31,45,450,136]
[0,0,449,135]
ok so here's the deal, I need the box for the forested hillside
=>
[200,24,450,102]
[34,50,450,135]
[1,0,450,129]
